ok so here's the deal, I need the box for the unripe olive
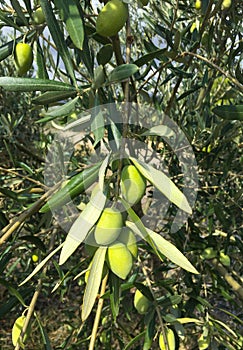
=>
[195,0,201,10]
[159,328,176,350]
[14,43,33,76]
[120,165,146,205]
[94,208,123,245]
[96,0,128,37]
[118,227,138,258]
[219,251,231,267]
[221,0,231,10]
[134,289,150,314]
[32,7,45,24]
[31,254,39,263]
[107,242,133,279]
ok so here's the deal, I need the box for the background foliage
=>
[0,0,242,349]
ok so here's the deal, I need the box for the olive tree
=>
[0,0,242,349]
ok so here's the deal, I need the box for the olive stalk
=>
[88,273,109,350]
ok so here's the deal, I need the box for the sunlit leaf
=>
[59,181,107,265]
[130,158,192,214]
[19,243,64,286]
[82,246,107,321]
[213,105,243,121]
[55,0,84,50]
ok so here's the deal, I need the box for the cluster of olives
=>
[84,164,146,280]
[96,0,149,38]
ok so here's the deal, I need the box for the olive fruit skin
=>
[221,0,231,10]
[107,242,133,279]
[120,165,146,205]
[195,0,201,10]
[32,7,45,24]
[96,0,128,37]
[159,328,176,350]
[134,289,150,314]
[14,43,33,76]
[118,227,138,258]
[94,208,123,245]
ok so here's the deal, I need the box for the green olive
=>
[94,208,123,245]
[14,43,33,76]
[96,0,128,37]
[107,242,133,279]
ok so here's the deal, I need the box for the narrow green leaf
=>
[19,243,64,286]
[98,154,110,192]
[122,204,160,257]
[0,9,23,31]
[235,61,243,84]
[123,331,146,350]
[107,64,139,84]
[32,90,77,105]
[91,97,105,147]
[109,273,121,320]
[55,0,84,50]
[82,247,107,321]
[23,0,31,14]
[126,220,198,274]
[92,65,105,89]
[36,40,49,80]
[97,44,113,66]
[59,186,107,265]
[35,315,53,350]
[134,48,167,67]
[148,229,199,274]
[130,157,192,214]
[176,317,203,325]
[40,162,101,213]
[0,77,76,92]
[142,125,175,138]
[0,279,26,307]
[213,105,243,121]
[209,317,237,338]
[40,96,79,119]
[10,0,29,26]
[40,0,77,85]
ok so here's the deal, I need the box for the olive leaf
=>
[59,155,110,265]
[19,243,64,286]
[0,77,76,92]
[54,0,84,50]
[126,221,199,274]
[130,157,192,214]
[82,246,107,321]
[59,187,106,265]
[213,105,243,121]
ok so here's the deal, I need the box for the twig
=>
[181,51,243,93]
[88,273,109,350]
[0,182,60,244]
[210,259,243,301]
[138,255,169,350]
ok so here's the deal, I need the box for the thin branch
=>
[181,51,243,93]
